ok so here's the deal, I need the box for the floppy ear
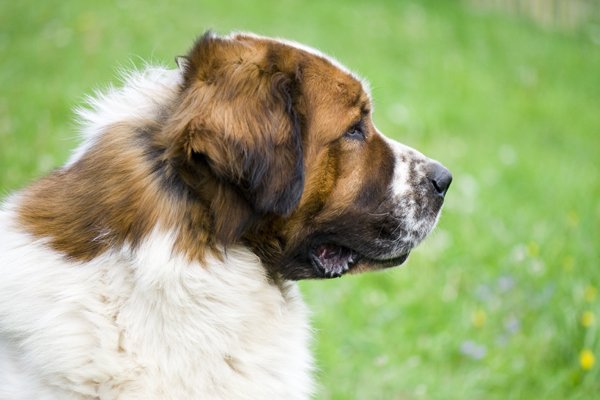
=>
[167,32,305,217]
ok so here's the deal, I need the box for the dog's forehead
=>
[230,32,372,104]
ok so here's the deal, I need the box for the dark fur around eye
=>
[343,121,366,141]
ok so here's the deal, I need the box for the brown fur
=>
[17,32,400,279]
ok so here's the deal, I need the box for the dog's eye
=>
[344,123,366,141]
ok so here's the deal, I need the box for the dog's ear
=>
[167,32,305,218]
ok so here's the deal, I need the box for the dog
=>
[0,32,451,399]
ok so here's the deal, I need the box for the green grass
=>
[1,1,599,398]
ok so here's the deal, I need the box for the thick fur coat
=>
[0,32,451,399]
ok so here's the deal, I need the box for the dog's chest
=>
[0,224,314,400]
[113,250,314,399]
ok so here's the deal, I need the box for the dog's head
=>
[165,32,451,280]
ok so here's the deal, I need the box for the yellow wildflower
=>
[581,311,595,328]
[580,349,595,370]
[471,308,487,328]
[584,285,597,303]
[561,256,574,272]
[527,241,539,257]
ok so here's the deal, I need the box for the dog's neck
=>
[1,205,314,398]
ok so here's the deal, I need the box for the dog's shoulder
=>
[0,209,314,399]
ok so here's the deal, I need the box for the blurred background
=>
[1,0,599,398]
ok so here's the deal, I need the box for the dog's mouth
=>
[309,243,409,278]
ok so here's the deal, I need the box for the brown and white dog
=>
[0,32,451,399]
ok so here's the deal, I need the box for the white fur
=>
[381,136,428,199]
[0,65,314,399]
[0,208,313,399]
[380,135,441,255]
[66,66,182,167]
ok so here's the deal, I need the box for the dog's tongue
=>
[311,244,358,278]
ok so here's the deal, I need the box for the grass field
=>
[1,1,599,399]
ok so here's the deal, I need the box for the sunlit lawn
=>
[1,1,599,399]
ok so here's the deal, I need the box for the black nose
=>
[427,162,452,197]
